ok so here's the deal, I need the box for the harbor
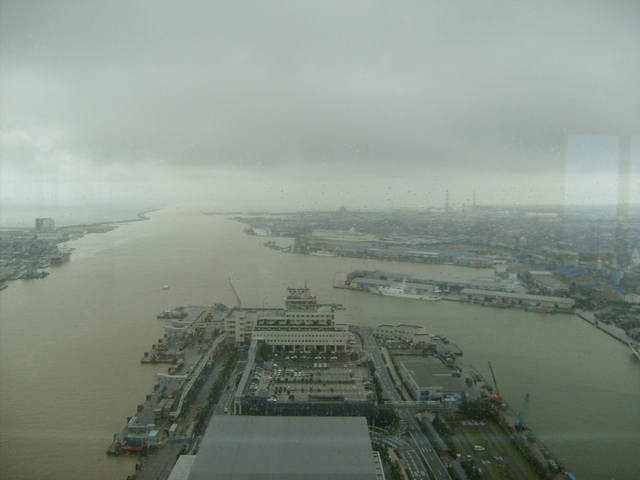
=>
[106,294,574,480]
[376,331,574,480]
[334,271,576,313]
[2,209,638,480]
[107,306,228,457]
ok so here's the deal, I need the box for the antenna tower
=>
[445,190,450,215]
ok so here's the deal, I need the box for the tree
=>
[258,342,273,361]
[458,398,498,421]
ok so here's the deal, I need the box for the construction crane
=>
[514,393,529,431]
[488,362,503,405]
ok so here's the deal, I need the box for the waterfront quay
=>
[335,271,575,314]
[110,312,571,480]
[106,305,229,457]
[361,325,572,480]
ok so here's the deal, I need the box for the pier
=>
[110,310,576,480]
[107,305,229,457]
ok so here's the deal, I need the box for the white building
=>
[224,287,349,352]
[375,324,431,344]
[35,218,55,230]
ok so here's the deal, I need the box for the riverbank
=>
[66,207,161,229]
[2,208,638,480]
[0,208,161,285]
[574,309,635,345]
[0,204,159,229]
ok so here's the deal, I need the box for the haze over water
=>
[1,205,639,480]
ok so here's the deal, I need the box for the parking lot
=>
[248,363,374,403]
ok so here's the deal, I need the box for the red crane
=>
[488,361,503,405]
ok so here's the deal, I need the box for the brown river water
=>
[1,205,638,479]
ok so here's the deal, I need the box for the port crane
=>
[488,362,503,405]
[514,393,529,431]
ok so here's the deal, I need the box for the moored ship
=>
[50,247,72,264]
[372,280,441,301]
[629,341,640,361]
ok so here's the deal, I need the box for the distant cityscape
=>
[0,217,116,286]
[233,204,640,341]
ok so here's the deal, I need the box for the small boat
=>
[162,285,169,290]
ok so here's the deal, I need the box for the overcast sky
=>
[2,1,639,211]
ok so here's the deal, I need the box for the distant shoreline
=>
[110,208,159,224]
[65,208,163,229]
[0,207,162,231]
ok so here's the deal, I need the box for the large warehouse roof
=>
[187,416,379,480]
[397,357,462,393]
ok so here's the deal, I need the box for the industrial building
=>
[460,288,575,311]
[183,416,383,480]
[396,356,464,404]
[523,270,569,293]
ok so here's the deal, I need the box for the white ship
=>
[309,228,378,243]
[309,249,338,257]
[371,280,441,301]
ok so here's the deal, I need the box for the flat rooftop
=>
[397,356,463,394]
[187,416,378,480]
[286,305,334,313]
[461,288,574,304]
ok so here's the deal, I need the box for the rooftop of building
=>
[285,304,334,313]
[460,288,574,304]
[253,323,346,330]
[555,266,587,277]
[226,308,286,318]
[397,356,464,394]
[376,323,427,331]
[611,285,635,296]
[187,416,379,480]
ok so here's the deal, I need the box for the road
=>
[456,420,532,480]
[213,359,247,415]
[352,325,451,480]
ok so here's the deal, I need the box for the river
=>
[1,205,638,479]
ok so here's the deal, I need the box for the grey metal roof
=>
[187,416,378,480]
[460,288,574,304]
[398,357,463,393]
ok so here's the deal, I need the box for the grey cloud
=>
[2,0,639,207]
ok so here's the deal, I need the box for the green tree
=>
[258,342,273,361]
[458,398,498,421]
